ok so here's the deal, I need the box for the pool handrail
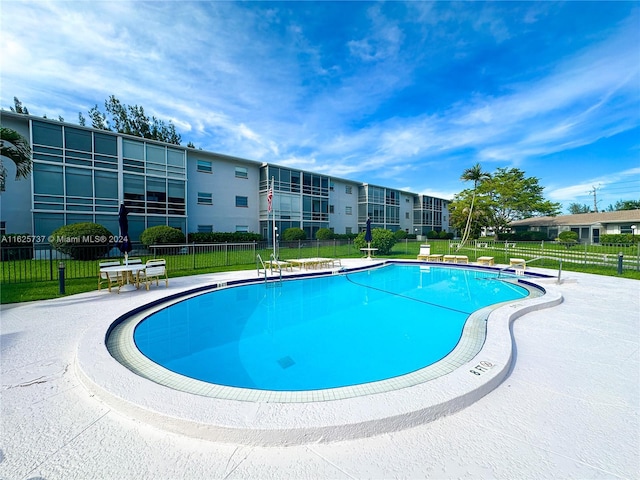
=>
[497,255,563,284]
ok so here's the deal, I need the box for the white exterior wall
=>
[0,115,34,234]
[186,152,261,234]
[328,178,359,234]
[399,191,414,233]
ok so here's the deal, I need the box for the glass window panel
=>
[66,151,92,160]
[95,170,118,199]
[34,145,62,155]
[94,154,117,164]
[94,133,117,156]
[123,139,144,160]
[197,160,212,173]
[65,127,92,152]
[32,121,63,147]
[95,215,119,236]
[235,196,248,207]
[66,213,93,224]
[167,149,184,166]
[34,213,64,238]
[168,180,185,198]
[33,152,63,162]
[65,158,92,167]
[168,217,185,231]
[66,204,93,212]
[235,167,248,178]
[34,164,63,195]
[128,215,145,242]
[124,174,145,194]
[198,225,213,233]
[146,144,165,164]
[147,216,166,227]
[198,192,212,205]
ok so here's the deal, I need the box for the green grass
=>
[1,240,638,304]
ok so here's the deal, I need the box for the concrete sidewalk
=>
[1,265,638,479]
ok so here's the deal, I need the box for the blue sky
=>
[1,1,639,213]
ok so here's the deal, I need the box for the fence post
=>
[58,262,65,294]
[49,245,54,281]
[192,242,196,270]
[617,252,623,275]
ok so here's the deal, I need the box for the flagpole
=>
[271,176,277,260]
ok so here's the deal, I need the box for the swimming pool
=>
[131,264,530,392]
[80,260,561,444]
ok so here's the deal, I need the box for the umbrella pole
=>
[367,241,371,260]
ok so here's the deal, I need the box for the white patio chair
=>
[138,259,168,291]
[98,260,123,292]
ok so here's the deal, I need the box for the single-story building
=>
[509,209,640,244]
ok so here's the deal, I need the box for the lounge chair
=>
[509,258,526,269]
[417,245,432,261]
[98,260,123,292]
[138,259,168,290]
[477,256,494,266]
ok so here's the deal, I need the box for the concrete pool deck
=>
[1,260,638,479]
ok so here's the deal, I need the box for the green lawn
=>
[1,240,638,304]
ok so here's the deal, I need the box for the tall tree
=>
[479,168,561,235]
[605,200,640,211]
[88,104,109,130]
[9,97,29,115]
[568,203,591,214]
[98,95,181,144]
[0,126,32,191]
[458,163,490,248]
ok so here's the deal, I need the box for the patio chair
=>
[138,259,168,291]
[417,245,432,261]
[98,260,123,292]
[122,258,142,283]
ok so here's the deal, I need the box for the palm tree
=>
[1,126,32,192]
[458,163,490,249]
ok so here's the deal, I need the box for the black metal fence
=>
[1,239,638,284]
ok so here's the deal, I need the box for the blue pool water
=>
[133,264,529,391]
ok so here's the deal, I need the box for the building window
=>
[406,212,410,219]
[197,225,213,233]
[345,185,352,194]
[197,160,212,173]
[346,227,352,235]
[345,206,352,215]
[236,196,248,207]
[236,225,249,232]
[197,192,213,205]
[329,205,335,214]
[235,167,248,179]
[0,221,5,235]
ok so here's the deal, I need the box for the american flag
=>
[267,181,273,212]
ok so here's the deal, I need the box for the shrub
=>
[49,223,112,260]
[394,229,408,240]
[315,228,335,240]
[140,225,185,247]
[600,233,638,245]
[187,232,263,243]
[439,230,453,239]
[557,230,578,243]
[282,227,306,241]
[426,230,439,239]
[354,228,396,255]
